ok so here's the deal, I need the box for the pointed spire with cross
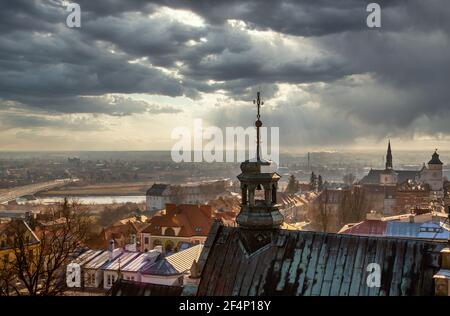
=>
[253,92,264,161]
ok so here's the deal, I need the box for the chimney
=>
[108,239,115,261]
[366,211,382,221]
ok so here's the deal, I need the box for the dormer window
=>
[164,227,175,236]
[195,227,202,233]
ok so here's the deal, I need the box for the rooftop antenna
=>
[253,91,264,161]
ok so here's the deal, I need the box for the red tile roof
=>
[141,204,213,237]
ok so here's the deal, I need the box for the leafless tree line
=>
[0,199,91,296]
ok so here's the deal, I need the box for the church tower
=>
[380,140,398,186]
[236,92,283,233]
[386,140,393,170]
[424,149,444,198]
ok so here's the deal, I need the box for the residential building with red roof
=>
[140,204,213,253]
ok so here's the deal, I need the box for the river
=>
[17,195,146,205]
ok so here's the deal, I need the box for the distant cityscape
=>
[1,117,450,297]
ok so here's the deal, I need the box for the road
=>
[0,179,78,204]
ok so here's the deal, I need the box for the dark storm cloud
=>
[137,0,450,36]
[0,95,181,116]
[0,111,104,132]
[0,0,449,145]
[0,0,61,34]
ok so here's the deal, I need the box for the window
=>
[165,227,175,236]
[106,274,116,286]
[144,237,149,244]
[195,227,202,233]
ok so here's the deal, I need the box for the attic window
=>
[195,227,202,233]
[165,227,175,236]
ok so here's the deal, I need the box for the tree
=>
[286,175,298,194]
[0,199,91,296]
[338,186,371,226]
[97,203,140,227]
[170,185,184,205]
[309,172,317,191]
[343,173,356,186]
[0,264,14,296]
[317,189,331,232]
[317,175,324,192]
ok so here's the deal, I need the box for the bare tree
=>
[339,186,371,226]
[0,199,91,296]
[170,185,185,205]
[317,189,331,232]
[0,263,14,296]
[343,173,356,186]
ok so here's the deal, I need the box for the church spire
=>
[253,92,263,161]
[386,140,393,170]
[235,92,283,235]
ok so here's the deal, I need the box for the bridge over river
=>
[0,179,77,204]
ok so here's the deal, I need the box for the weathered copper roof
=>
[428,150,443,165]
[197,222,445,296]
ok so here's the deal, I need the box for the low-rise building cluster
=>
[71,241,203,292]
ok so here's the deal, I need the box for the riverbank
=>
[37,181,153,197]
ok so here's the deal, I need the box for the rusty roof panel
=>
[197,225,445,296]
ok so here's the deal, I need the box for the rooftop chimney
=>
[108,239,115,261]
[366,211,382,221]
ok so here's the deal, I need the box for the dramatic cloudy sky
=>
[0,0,449,152]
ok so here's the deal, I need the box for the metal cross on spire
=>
[253,92,264,161]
